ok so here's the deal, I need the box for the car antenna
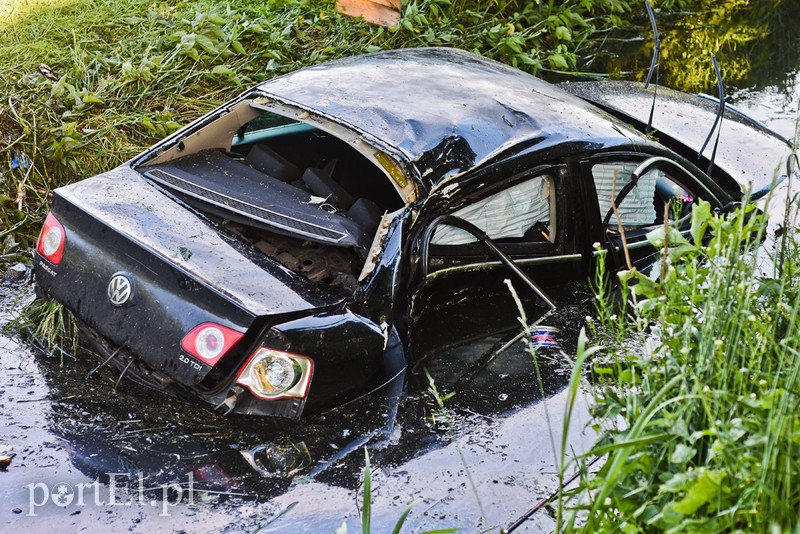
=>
[644,0,661,134]
[698,54,726,177]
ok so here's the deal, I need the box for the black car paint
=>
[561,80,797,197]
[35,47,780,420]
[247,48,653,192]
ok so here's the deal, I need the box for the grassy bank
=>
[559,181,800,530]
[0,0,649,256]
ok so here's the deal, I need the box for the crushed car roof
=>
[561,80,798,194]
[257,47,646,188]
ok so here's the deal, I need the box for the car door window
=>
[593,162,661,227]
[589,157,708,272]
[432,174,555,246]
[591,161,695,231]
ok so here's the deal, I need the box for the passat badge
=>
[108,273,134,306]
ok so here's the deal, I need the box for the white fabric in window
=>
[432,176,552,245]
[593,163,660,226]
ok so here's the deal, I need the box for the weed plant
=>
[5,297,78,362]
[560,193,800,531]
[0,0,673,257]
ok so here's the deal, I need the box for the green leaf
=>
[231,40,245,54]
[139,117,156,133]
[672,469,725,515]
[646,225,690,249]
[548,53,568,69]
[629,275,660,299]
[194,33,219,54]
[691,200,713,246]
[306,195,327,205]
[246,23,267,34]
[669,444,696,464]
[392,499,422,534]
[362,447,371,534]
[653,502,684,527]
[660,471,691,493]
[593,365,614,375]
[81,94,103,105]
[206,13,227,26]
[555,26,572,41]
[589,433,671,456]
[211,65,236,76]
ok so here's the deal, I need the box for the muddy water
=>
[0,280,596,532]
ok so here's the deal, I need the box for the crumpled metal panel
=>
[258,48,646,189]
[57,165,340,317]
[561,80,796,194]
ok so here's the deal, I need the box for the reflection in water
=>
[27,282,591,515]
[588,0,800,95]
[241,442,312,479]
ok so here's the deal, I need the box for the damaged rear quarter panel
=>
[263,310,390,411]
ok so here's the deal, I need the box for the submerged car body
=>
[33,48,797,419]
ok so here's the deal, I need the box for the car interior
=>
[138,109,406,294]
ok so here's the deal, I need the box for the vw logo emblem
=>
[107,273,134,307]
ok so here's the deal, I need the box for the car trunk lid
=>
[36,165,343,386]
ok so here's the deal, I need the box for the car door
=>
[582,153,727,273]
[408,163,588,333]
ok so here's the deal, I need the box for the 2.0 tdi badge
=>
[107,273,134,307]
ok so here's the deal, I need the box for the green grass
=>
[5,297,79,362]
[0,0,651,257]
[558,184,800,531]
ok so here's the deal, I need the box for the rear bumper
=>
[71,317,308,419]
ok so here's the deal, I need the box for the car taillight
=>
[36,213,66,265]
[181,323,244,366]
[236,348,313,400]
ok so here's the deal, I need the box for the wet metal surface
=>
[259,47,648,188]
[560,80,796,194]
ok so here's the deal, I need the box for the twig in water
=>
[506,455,602,533]
[87,346,122,377]
[114,355,137,393]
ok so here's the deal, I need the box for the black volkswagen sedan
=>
[33,47,797,419]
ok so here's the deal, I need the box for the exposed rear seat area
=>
[144,150,382,252]
[235,133,398,242]
[244,144,302,184]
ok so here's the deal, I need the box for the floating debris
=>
[528,326,559,349]
[0,454,13,470]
